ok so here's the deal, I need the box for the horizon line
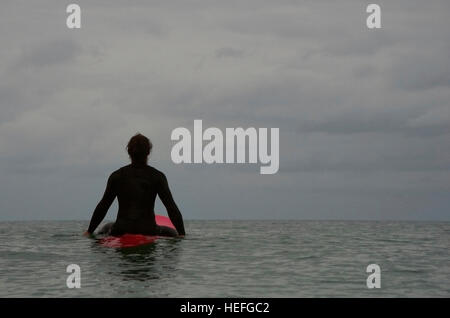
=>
[0,218,449,223]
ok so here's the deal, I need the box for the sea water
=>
[0,220,448,297]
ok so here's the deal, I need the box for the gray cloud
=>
[389,51,450,91]
[215,47,245,58]
[0,0,449,221]
[12,38,82,70]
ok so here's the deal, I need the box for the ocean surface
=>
[0,220,448,297]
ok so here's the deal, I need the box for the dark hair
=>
[127,133,152,164]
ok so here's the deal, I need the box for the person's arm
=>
[157,173,185,236]
[85,174,117,235]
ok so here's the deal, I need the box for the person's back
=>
[84,134,185,237]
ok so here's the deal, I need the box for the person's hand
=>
[82,231,92,237]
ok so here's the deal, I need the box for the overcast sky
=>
[0,0,449,221]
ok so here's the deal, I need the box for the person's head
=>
[127,133,152,164]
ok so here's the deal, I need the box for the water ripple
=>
[0,220,448,297]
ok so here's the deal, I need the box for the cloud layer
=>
[0,0,449,220]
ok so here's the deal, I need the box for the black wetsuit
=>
[87,163,185,237]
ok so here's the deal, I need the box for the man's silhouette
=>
[84,134,185,237]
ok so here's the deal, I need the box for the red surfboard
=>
[99,214,175,248]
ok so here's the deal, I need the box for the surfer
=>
[83,134,186,237]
